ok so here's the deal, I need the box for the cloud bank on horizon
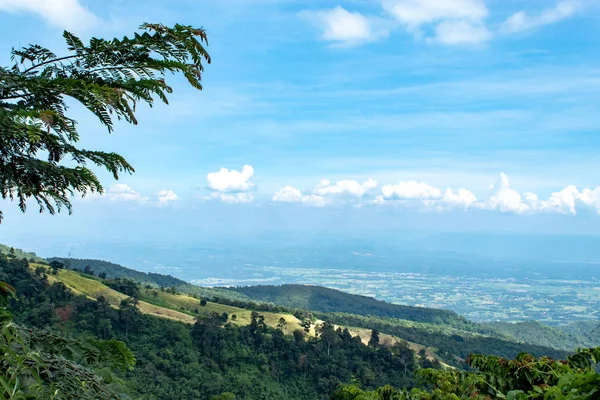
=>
[85,166,600,217]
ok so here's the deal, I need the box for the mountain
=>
[2,244,594,399]
[49,256,250,303]
[49,257,187,287]
[0,243,44,262]
[486,321,600,351]
[46,251,570,362]
[230,284,475,329]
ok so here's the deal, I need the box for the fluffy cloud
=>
[299,6,387,46]
[87,184,179,207]
[0,0,99,31]
[273,178,377,207]
[205,165,255,204]
[442,188,477,209]
[383,0,491,44]
[431,19,492,45]
[501,1,581,34]
[313,178,378,197]
[207,165,254,193]
[157,190,179,206]
[381,181,441,200]
[481,173,531,214]
[105,184,149,203]
[541,186,600,215]
[362,172,600,216]
[272,186,327,207]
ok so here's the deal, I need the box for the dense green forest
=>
[232,284,469,327]
[50,257,188,288]
[2,250,599,399]
[1,254,424,399]
[53,256,584,363]
[316,313,568,365]
[486,320,600,351]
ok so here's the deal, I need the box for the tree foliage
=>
[0,23,210,221]
[333,348,600,399]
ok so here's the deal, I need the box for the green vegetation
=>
[0,22,210,221]
[52,257,250,302]
[318,312,568,367]
[2,254,425,399]
[232,284,476,328]
[3,253,599,399]
[334,348,600,399]
[51,257,187,288]
[0,257,134,399]
[0,244,44,262]
[45,252,575,367]
[487,320,600,351]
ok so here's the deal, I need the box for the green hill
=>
[49,257,187,287]
[49,256,251,303]
[231,284,474,328]
[41,254,568,363]
[486,320,600,351]
[0,243,44,262]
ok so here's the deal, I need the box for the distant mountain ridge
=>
[230,284,472,328]
[49,257,187,287]
[3,243,597,355]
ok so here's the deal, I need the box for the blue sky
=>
[2,0,600,242]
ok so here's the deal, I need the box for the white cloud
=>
[299,6,387,46]
[501,1,582,34]
[204,165,255,204]
[313,178,378,197]
[431,20,492,45]
[481,172,531,214]
[383,0,491,44]
[442,188,477,209]
[272,186,326,207]
[157,190,179,206]
[0,0,99,31]
[542,186,600,215]
[105,184,149,203]
[383,0,488,26]
[381,180,442,200]
[85,184,181,206]
[207,165,254,193]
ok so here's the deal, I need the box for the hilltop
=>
[231,284,473,328]
[44,252,570,363]
[4,244,586,362]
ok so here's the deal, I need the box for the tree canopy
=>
[0,23,210,221]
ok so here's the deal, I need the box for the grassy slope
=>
[34,264,444,363]
[50,257,251,302]
[231,284,473,329]
[34,264,195,324]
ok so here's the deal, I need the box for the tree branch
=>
[22,55,79,74]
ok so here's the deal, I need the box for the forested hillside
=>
[0,243,44,262]
[51,257,250,302]
[487,320,600,351]
[50,257,187,287]
[47,250,570,364]
[233,284,480,328]
[2,251,599,399]
[1,254,424,399]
